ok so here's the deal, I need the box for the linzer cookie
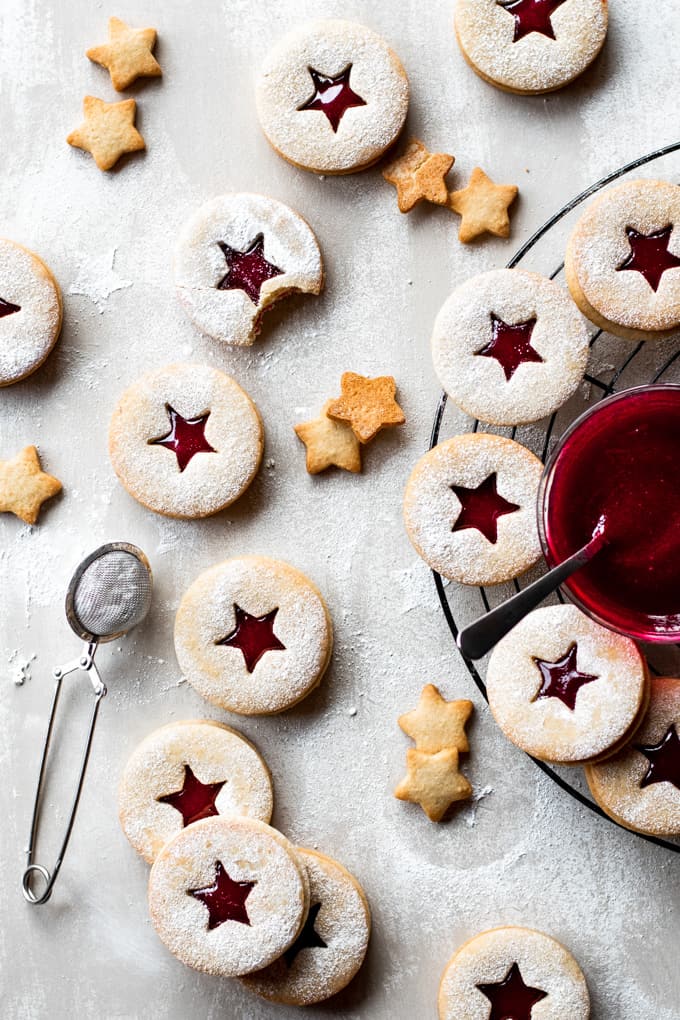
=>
[403,434,543,585]
[454,0,608,95]
[585,676,680,837]
[432,269,590,425]
[256,20,409,174]
[565,179,680,340]
[118,721,274,864]
[0,239,62,387]
[486,604,649,765]
[174,193,323,346]
[174,556,333,715]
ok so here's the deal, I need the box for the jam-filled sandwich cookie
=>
[118,720,274,864]
[108,362,263,519]
[565,179,680,340]
[454,0,608,96]
[241,848,371,1006]
[174,193,323,346]
[432,269,590,426]
[0,239,62,387]
[438,926,590,1020]
[487,604,649,765]
[174,556,333,715]
[256,20,409,175]
[148,816,310,977]
[403,433,543,585]
[585,676,680,838]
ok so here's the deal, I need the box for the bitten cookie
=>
[0,239,62,386]
[174,556,333,715]
[256,19,409,174]
[108,362,263,519]
[118,720,274,864]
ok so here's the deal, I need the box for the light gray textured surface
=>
[1,2,680,1018]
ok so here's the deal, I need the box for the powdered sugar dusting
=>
[0,238,61,385]
[68,247,132,313]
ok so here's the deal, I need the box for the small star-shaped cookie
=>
[395,748,472,822]
[382,139,455,213]
[447,167,519,243]
[67,96,145,171]
[294,400,362,474]
[0,446,62,525]
[86,17,162,92]
[327,372,405,444]
[399,684,473,754]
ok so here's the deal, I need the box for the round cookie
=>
[255,19,409,174]
[174,193,323,346]
[241,848,371,1006]
[118,720,274,864]
[431,269,590,426]
[403,433,543,585]
[148,816,310,978]
[108,362,263,519]
[174,556,333,715]
[486,604,649,765]
[565,179,680,340]
[454,0,608,96]
[585,676,680,837]
[0,239,62,386]
[438,925,590,1020]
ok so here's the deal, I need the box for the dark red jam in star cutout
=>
[217,234,283,305]
[283,902,327,966]
[532,641,598,711]
[498,0,569,43]
[475,314,543,382]
[0,297,20,318]
[157,765,225,827]
[636,723,680,790]
[297,65,367,133]
[148,404,217,473]
[188,861,255,930]
[216,604,286,673]
[616,225,680,293]
[477,961,548,1020]
[451,472,520,545]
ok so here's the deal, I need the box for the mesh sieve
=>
[70,549,153,640]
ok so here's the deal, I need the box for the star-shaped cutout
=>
[148,404,216,473]
[476,314,543,382]
[0,297,20,318]
[297,65,367,133]
[157,765,225,827]
[498,0,569,43]
[398,684,473,754]
[86,16,162,92]
[0,446,62,525]
[636,723,680,790]
[532,642,599,711]
[447,167,519,243]
[188,861,255,930]
[477,961,548,1019]
[216,604,286,673]
[67,95,145,171]
[382,139,455,213]
[451,473,520,545]
[294,399,362,475]
[616,225,680,293]
[327,372,405,444]
[284,902,328,966]
[395,747,472,822]
[217,234,283,306]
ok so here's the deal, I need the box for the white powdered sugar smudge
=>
[68,248,132,313]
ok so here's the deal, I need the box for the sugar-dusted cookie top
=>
[0,239,62,387]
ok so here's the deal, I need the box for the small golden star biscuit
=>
[67,96,145,171]
[382,139,455,212]
[294,400,361,475]
[86,17,162,92]
[395,747,472,822]
[447,167,518,243]
[327,372,405,444]
[0,446,62,524]
[399,684,473,754]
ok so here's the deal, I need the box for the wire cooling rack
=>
[430,141,680,854]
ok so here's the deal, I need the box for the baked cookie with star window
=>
[0,238,62,387]
[255,20,410,174]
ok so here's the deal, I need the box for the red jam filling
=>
[616,225,680,293]
[476,314,543,382]
[217,234,283,305]
[284,902,327,966]
[148,405,216,473]
[216,604,286,673]
[451,472,520,545]
[297,65,367,133]
[477,962,548,1020]
[188,861,255,930]
[157,765,225,827]
[532,642,598,711]
[0,297,20,318]
[499,0,568,43]
[637,724,680,790]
